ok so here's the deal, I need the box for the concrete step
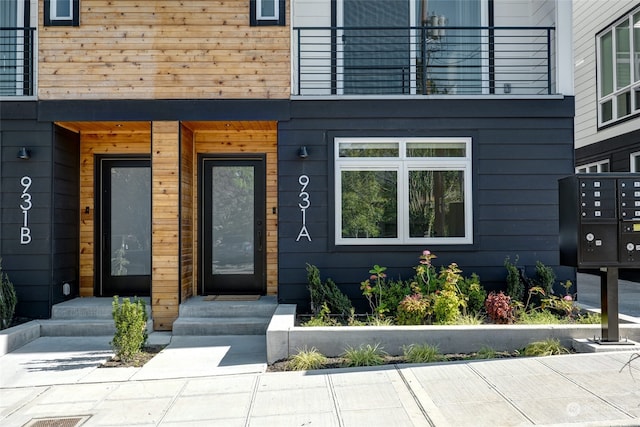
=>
[172,317,270,335]
[178,296,278,318]
[51,297,151,320]
[39,319,154,337]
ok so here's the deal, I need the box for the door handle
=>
[257,230,263,252]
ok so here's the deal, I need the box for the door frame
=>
[94,155,152,296]
[198,153,267,295]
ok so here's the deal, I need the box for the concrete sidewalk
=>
[2,333,640,426]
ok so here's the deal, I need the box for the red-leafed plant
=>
[485,291,514,324]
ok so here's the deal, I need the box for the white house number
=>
[20,176,32,245]
[296,175,312,242]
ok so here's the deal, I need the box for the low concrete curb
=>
[266,305,640,360]
[0,320,40,356]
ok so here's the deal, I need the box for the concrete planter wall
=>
[266,305,640,363]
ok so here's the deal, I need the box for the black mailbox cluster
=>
[559,174,640,268]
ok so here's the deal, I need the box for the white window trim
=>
[631,152,640,172]
[596,7,640,127]
[334,137,473,245]
[51,0,73,20]
[576,159,610,173]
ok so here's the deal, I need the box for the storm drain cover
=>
[23,416,90,427]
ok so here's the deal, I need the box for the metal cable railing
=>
[294,26,555,96]
[0,27,36,97]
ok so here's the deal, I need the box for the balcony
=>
[293,26,555,97]
[0,27,35,98]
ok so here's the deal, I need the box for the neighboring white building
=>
[574,0,640,172]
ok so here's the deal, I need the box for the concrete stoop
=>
[39,297,152,337]
[172,296,278,335]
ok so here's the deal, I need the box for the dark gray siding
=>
[51,126,80,304]
[278,98,576,311]
[0,102,54,318]
[575,127,640,173]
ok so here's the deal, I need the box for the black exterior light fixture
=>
[298,146,309,159]
[17,147,31,160]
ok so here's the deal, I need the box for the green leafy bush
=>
[287,347,328,371]
[396,292,431,325]
[457,273,486,315]
[432,264,466,324]
[403,343,446,363]
[504,256,525,303]
[476,346,497,359]
[302,302,339,326]
[306,264,353,318]
[342,343,386,367]
[111,296,148,362]
[0,259,17,330]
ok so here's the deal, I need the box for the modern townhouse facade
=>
[574,0,640,173]
[0,0,574,329]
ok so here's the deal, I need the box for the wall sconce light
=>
[298,146,309,159]
[17,147,31,160]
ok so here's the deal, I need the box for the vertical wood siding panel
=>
[151,121,180,330]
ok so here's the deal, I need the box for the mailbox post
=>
[559,173,640,343]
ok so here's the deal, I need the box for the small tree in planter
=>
[111,296,148,362]
[0,259,17,330]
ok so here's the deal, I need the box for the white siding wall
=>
[574,0,640,149]
[292,0,332,94]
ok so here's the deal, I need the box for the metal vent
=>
[23,416,90,427]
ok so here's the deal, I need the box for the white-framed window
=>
[597,6,640,126]
[250,0,285,26]
[335,137,473,245]
[576,159,610,173]
[631,152,640,172]
[44,0,79,26]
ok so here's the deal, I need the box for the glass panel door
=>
[98,158,151,296]
[201,156,266,294]
[341,0,411,94]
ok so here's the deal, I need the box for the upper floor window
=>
[44,0,79,27]
[250,0,285,26]
[576,160,610,173]
[597,7,640,126]
[335,137,473,245]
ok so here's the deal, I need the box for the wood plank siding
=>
[76,122,152,297]
[185,121,279,295]
[38,1,290,100]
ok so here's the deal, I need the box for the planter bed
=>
[266,304,640,363]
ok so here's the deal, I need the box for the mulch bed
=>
[101,345,166,368]
[267,351,518,372]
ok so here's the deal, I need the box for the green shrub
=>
[403,343,446,363]
[457,273,486,315]
[287,347,328,371]
[504,256,525,303]
[432,264,465,324]
[342,343,386,367]
[306,264,353,318]
[522,338,569,357]
[0,259,17,330]
[396,293,431,325]
[381,279,413,319]
[302,302,340,326]
[111,296,148,362]
[535,261,555,296]
[575,312,601,324]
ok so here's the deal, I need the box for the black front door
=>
[97,157,151,296]
[200,155,266,295]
